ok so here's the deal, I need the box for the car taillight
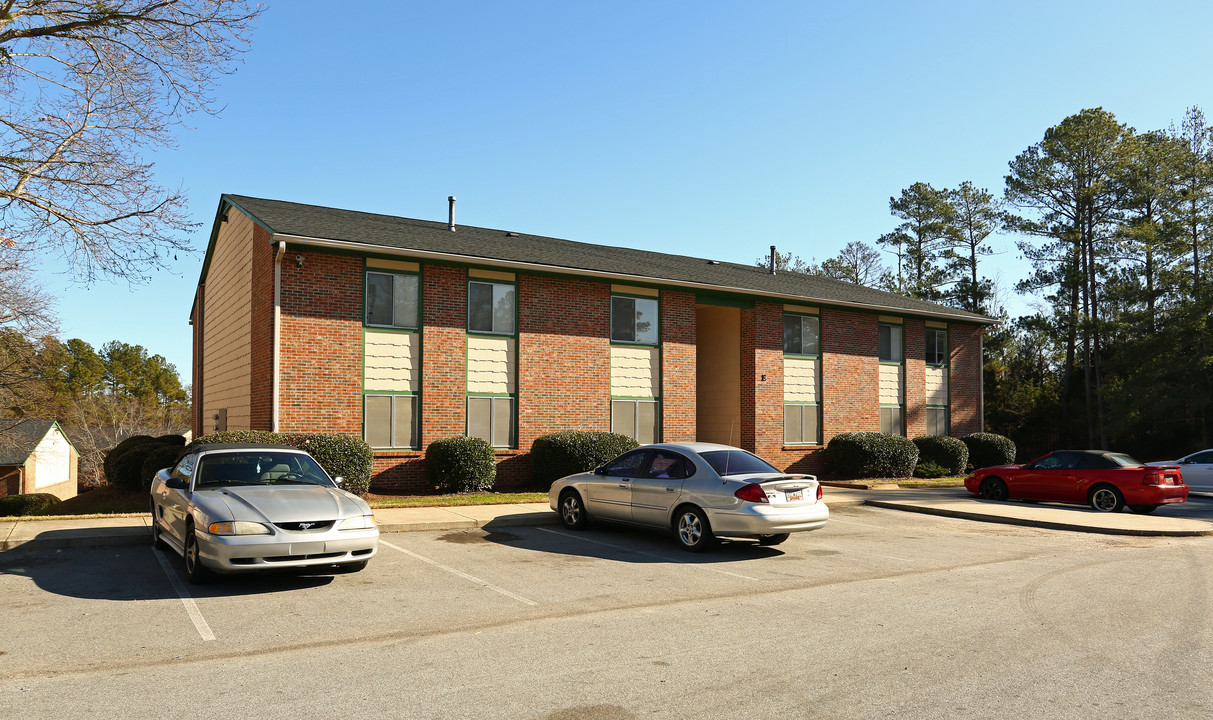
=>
[817,484,823,501]
[734,483,770,503]
[1143,471,1163,486]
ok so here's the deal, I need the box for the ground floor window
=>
[784,403,820,445]
[879,405,904,436]
[925,406,949,436]
[612,399,660,444]
[364,394,418,449]
[468,396,514,448]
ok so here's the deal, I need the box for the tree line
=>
[766,106,1213,460]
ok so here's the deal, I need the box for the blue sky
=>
[39,0,1213,378]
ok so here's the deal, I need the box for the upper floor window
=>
[611,296,658,344]
[878,323,903,363]
[366,271,419,328]
[926,328,947,366]
[783,314,820,355]
[468,281,515,335]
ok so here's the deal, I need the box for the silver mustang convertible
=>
[548,442,829,551]
[149,443,378,583]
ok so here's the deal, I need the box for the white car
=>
[150,443,379,582]
[1149,450,1213,492]
[549,442,829,551]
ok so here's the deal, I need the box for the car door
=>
[153,453,196,546]
[1180,451,1213,491]
[630,450,694,527]
[1012,452,1076,502]
[585,449,649,521]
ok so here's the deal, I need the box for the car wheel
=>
[674,506,715,552]
[184,522,213,584]
[1089,485,1125,513]
[980,478,1009,501]
[757,533,790,546]
[149,500,167,550]
[558,489,588,530]
[1128,504,1160,514]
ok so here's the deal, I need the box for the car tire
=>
[674,506,715,553]
[184,522,213,584]
[150,500,167,550]
[1089,485,1125,513]
[1128,504,1160,514]
[757,533,790,546]
[980,478,1009,502]
[558,489,589,530]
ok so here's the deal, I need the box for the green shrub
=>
[425,436,496,492]
[0,493,60,517]
[140,444,185,490]
[155,434,187,446]
[286,433,374,496]
[962,432,1016,470]
[530,431,640,486]
[825,432,918,479]
[107,437,165,491]
[103,434,154,483]
[185,431,374,495]
[913,461,950,479]
[912,435,969,476]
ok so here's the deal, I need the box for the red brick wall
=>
[821,308,880,438]
[661,290,697,442]
[950,323,983,435]
[904,319,926,438]
[249,226,275,431]
[278,250,362,434]
[740,301,785,459]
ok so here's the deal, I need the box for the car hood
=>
[198,485,369,523]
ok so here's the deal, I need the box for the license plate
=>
[785,490,803,501]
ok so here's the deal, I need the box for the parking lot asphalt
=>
[2,486,1211,552]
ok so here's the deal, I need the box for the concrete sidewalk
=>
[1,486,1210,552]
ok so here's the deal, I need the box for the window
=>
[611,399,660,444]
[784,404,820,444]
[645,451,695,479]
[364,395,418,449]
[611,296,659,344]
[880,406,903,435]
[468,281,515,334]
[878,323,903,362]
[925,407,948,436]
[783,314,820,355]
[926,328,947,365]
[603,450,648,477]
[468,396,513,447]
[366,272,419,328]
[701,449,780,476]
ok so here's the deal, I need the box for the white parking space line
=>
[829,517,889,530]
[151,549,216,642]
[535,528,758,581]
[379,540,538,606]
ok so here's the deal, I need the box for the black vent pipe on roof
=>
[769,245,777,275]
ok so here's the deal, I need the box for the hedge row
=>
[913,435,969,476]
[530,431,639,486]
[0,493,60,517]
[185,431,374,495]
[826,431,1015,479]
[104,434,186,492]
[962,433,1017,469]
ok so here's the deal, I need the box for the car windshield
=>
[194,452,334,488]
[700,449,779,476]
[1104,453,1143,468]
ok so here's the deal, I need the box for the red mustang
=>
[964,450,1187,513]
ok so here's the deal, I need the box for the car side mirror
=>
[165,477,188,490]
[333,476,345,486]
[594,465,607,475]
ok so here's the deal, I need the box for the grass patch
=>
[869,477,967,488]
[365,491,548,508]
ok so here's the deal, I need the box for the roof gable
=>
[0,420,61,466]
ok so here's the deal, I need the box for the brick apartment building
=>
[191,195,996,492]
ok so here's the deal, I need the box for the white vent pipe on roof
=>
[448,196,456,232]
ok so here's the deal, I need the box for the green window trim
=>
[611,398,661,444]
[466,395,516,448]
[611,294,660,345]
[783,402,821,445]
[363,393,420,449]
[364,268,421,330]
[467,279,518,336]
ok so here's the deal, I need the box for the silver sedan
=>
[1149,449,1213,492]
[548,442,829,551]
[149,443,379,582]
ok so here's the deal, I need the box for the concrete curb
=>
[863,500,1213,537]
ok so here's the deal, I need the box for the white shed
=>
[0,420,79,500]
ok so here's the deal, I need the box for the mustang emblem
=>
[297,522,315,530]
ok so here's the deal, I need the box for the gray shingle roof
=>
[0,420,56,466]
[220,194,995,324]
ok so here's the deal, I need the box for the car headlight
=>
[208,521,273,536]
[338,515,377,530]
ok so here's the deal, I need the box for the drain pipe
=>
[273,240,285,432]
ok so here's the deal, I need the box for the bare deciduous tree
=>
[0,0,264,282]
